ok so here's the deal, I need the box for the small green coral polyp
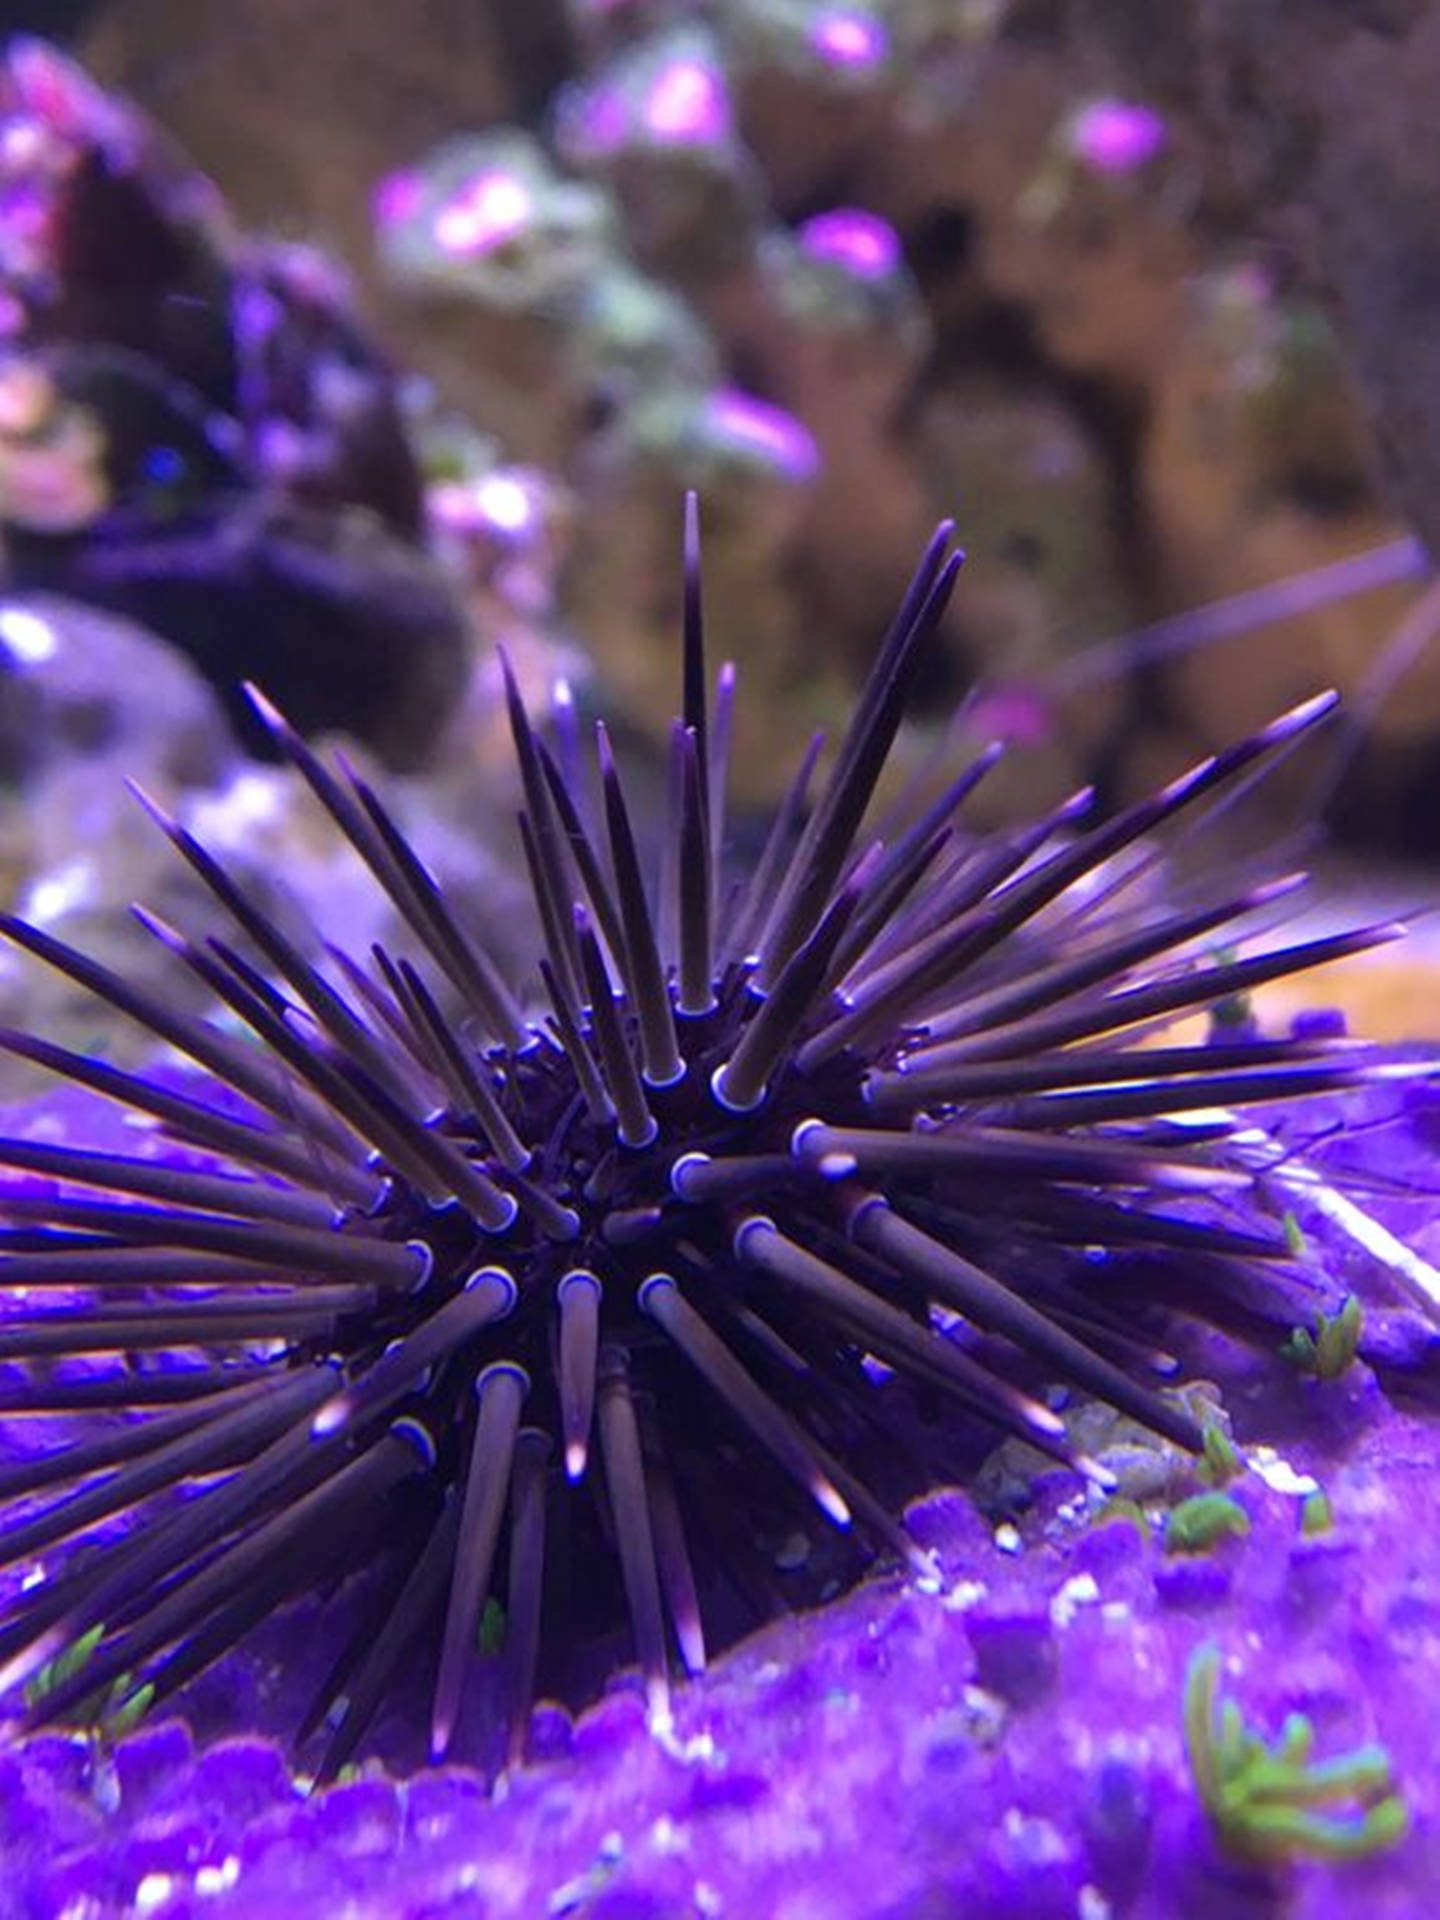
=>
[1196,1423,1242,1488]
[1091,1497,1151,1540]
[1184,1646,1409,1866]
[1283,1295,1363,1380]
[1300,1488,1334,1538]
[22,1621,103,1709]
[1165,1493,1250,1554]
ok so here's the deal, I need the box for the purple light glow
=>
[1069,99,1167,175]
[809,8,888,71]
[0,180,47,247]
[966,684,1053,748]
[474,472,537,536]
[567,86,628,160]
[799,208,900,280]
[0,119,47,171]
[643,58,730,145]
[8,38,105,139]
[431,171,533,258]
[372,168,424,232]
[706,389,819,481]
[429,471,539,541]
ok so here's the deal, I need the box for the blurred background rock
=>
[2,0,1439,1069]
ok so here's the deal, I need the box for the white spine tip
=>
[818,1483,852,1528]
[0,1627,65,1700]
[1282,688,1339,729]
[242,680,282,726]
[1079,1454,1119,1492]
[311,1396,349,1439]
[1026,1401,1066,1438]
[646,1689,674,1740]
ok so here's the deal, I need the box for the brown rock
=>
[1072,0,1440,559]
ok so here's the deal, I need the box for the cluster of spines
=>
[0,497,1408,1774]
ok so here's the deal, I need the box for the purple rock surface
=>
[0,1072,1436,1916]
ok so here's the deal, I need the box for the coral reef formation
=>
[73,0,1433,837]
[1071,0,1440,849]
[0,38,465,766]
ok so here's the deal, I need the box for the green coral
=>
[1300,1488,1334,1538]
[1282,1296,1363,1380]
[23,1622,104,1708]
[104,1681,155,1741]
[1196,1423,1243,1488]
[478,1595,507,1656]
[23,1627,160,1742]
[1090,1496,1150,1539]
[1165,1492,1250,1554]
[1183,1646,1409,1865]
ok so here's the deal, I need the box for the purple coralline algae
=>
[375,132,615,310]
[796,209,902,281]
[1066,100,1169,178]
[0,1074,1436,1917]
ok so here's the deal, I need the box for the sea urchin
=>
[0,501,1404,1776]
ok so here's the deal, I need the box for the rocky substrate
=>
[0,1071,1435,1917]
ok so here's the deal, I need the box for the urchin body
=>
[0,504,1400,1774]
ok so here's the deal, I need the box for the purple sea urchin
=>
[0,502,1408,1778]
